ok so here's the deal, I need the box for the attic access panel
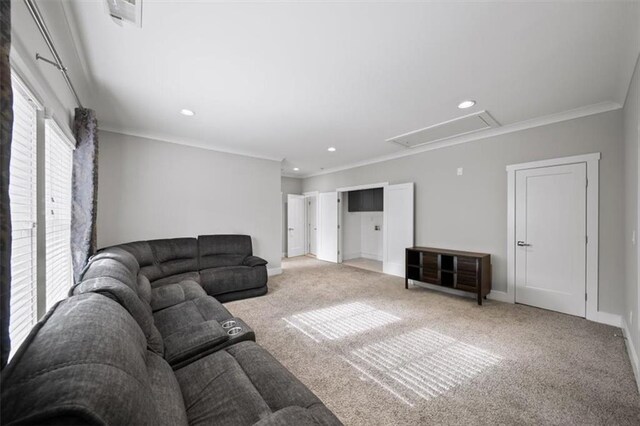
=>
[387,111,499,149]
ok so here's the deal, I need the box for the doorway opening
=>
[340,188,383,273]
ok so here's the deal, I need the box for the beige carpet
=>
[227,257,640,425]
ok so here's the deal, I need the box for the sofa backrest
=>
[198,234,253,269]
[149,238,199,279]
[73,249,164,354]
[104,238,199,283]
[0,294,187,425]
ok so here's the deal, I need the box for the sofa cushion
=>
[115,240,163,281]
[138,274,153,305]
[147,351,189,426]
[72,276,164,355]
[151,280,207,312]
[174,341,342,426]
[225,342,329,415]
[149,238,199,279]
[78,255,138,292]
[0,294,166,425]
[152,271,201,288]
[200,266,268,296]
[153,297,233,338]
[175,345,272,425]
[198,235,253,269]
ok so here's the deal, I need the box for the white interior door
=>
[383,183,414,277]
[308,196,317,255]
[318,192,338,263]
[515,163,587,317]
[287,194,305,257]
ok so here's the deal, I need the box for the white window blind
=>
[44,120,74,310]
[8,78,39,356]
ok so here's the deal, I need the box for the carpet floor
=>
[226,256,640,425]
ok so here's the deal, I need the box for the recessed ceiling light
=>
[180,109,195,116]
[327,147,336,152]
[457,100,476,109]
[293,167,300,171]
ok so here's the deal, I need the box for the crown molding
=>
[98,126,284,162]
[299,101,622,179]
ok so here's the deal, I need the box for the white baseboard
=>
[621,318,640,394]
[268,267,282,276]
[361,252,383,261]
[342,252,360,261]
[486,290,512,303]
[590,311,622,327]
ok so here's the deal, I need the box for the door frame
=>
[506,152,613,325]
[335,183,389,265]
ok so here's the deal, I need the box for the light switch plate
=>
[457,167,463,176]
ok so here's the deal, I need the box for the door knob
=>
[517,241,531,247]
[288,228,294,231]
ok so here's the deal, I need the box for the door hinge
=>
[337,198,341,203]
[586,235,588,244]
[585,293,588,301]
[586,178,588,188]
[338,225,340,229]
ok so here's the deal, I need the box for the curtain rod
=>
[24,0,84,108]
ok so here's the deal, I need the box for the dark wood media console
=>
[405,247,491,305]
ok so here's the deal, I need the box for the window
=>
[44,120,74,310]
[8,77,40,355]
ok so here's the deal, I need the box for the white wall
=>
[11,1,91,138]
[281,177,303,256]
[342,196,362,260]
[360,211,383,261]
[622,52,640,385]
[342,195,383,261]
[303,110,624,316]
[97,131,282,271]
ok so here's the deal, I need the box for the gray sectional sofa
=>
[1,237,342,425]
[111,234,269,303]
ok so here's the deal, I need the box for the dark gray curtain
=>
[71,108,98,283]
[1,0,13,369]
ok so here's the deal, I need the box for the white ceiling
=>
[61,1,639,177]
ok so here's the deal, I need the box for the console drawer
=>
[456,270,478,288]
[457,256,478,273]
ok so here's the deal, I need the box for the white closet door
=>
[287,194,306,257]
[515,163,586,317]
[317,192,338,263]
[383,183,414,277]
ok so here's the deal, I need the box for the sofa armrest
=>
[243,256,268,267]
[163,320,229,366]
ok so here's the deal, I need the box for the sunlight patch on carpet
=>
[344,327,502,406]
[283,302,401,342]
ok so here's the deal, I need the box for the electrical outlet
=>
[630,310,633,325]
[457,167,463,176]
[632,230,636,246]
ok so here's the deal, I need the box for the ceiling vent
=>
[386,111,500,149]
[106,0,142,27]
